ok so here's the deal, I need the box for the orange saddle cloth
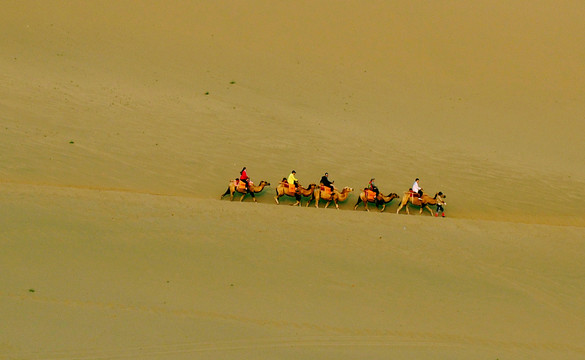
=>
[320,186,332,195]
[237,180,251,191]
[365,189,377,201]
[288,183,296,193]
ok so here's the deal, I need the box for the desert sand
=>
[1,1,584,359]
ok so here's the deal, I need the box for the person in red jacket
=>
[239,167,250,189]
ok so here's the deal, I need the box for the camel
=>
[354,190,400,212]
[314,186,354,209]
[220,179,270,202]
[396,191,446,216]
[274,181,317,206]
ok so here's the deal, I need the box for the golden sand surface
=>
[2,1,584,359]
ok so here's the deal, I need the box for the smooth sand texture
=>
[2,1,584,359]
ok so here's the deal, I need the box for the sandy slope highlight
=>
[2,184,585,359]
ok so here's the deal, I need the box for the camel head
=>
[341,186,354,194]
[387,192,400,199]
[259,180,270,186]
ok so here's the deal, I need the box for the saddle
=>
[408,190,424,204]
[320,186,333,196]
[280,180,296,193]
[365,189,377,201]
[236,179,252,191]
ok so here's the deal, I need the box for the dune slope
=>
[2,1,585,359]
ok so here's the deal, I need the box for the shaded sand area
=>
[2,1,585,359]
[2,184,585,359]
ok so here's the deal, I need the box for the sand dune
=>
[2,1,584,359]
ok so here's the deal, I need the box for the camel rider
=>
[320,172,334,193]
[239,167,250,189]
[287,170,299,192]
[412,178,423,199]
[368,178,379,197]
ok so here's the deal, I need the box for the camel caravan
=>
[221,169,446,216]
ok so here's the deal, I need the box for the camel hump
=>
[320,185,333,195]
[407,190,420,197]
[236,179,253,190]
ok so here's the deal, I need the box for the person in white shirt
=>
[412,178,423,198]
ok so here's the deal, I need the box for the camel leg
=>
[396,199,407,214]
[353,197,362,210]
[422,205,433,216]
[239,193,246,202]
[292,193,301,206]
[274,191,280,204]
[305,196,313,207]
[380,204,386,212]
[250,193,257,203]
[364,200,370,212]
[229,190,235,201]
[324,200,330,209]
[335,200,340,210]
[221,187,231,199]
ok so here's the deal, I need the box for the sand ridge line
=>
[3,180,585,228]
[0,337,529,360]
[0,179,192,199]
[0,337,478,360]
[4,292,584,356]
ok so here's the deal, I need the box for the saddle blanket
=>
[280,180,296,193]
[365,189,377,201]
[236,179,253,190]
[320,186,333,195]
